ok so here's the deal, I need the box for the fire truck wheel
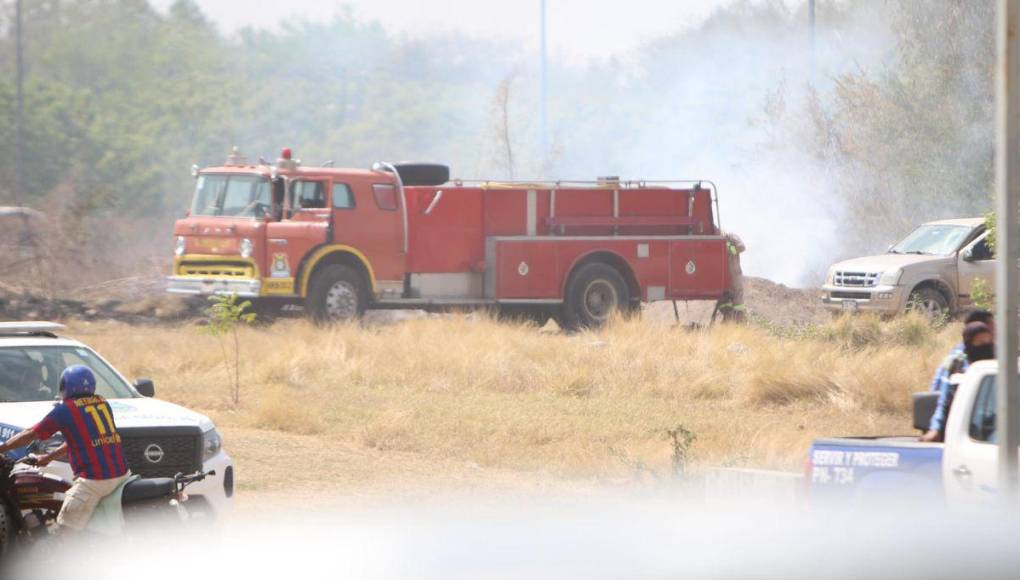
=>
[306,265,367,323]
[563,262,631,328]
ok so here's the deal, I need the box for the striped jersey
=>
[32,395,128,480]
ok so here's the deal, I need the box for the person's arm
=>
[31,442,66,467]
[0,428,39,454]
[927,365,947,393]
[922,373,954,442]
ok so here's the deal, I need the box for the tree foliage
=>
[0,0,1000,285]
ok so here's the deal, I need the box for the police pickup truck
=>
[0,322,233,516]
[808,360,1008,505]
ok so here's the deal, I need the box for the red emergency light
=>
[281,148,292,160]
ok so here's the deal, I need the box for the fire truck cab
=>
[168,149,734,327]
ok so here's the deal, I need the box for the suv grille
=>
[120,426,202,478]
[834,271,879,288]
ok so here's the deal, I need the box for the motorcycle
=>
[0,454,213,557]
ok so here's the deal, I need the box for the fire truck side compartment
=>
[402,184,723,302]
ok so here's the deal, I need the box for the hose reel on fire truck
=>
[376,163,450,187]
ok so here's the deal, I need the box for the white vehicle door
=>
[942,370,999,504]
[957,232,995,303]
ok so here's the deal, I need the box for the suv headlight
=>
[202,429,223,461]
[175,236,186,257]
[880,268,903,286]
[239,238,254,258]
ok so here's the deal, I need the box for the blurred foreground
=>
[6,488,1019,579]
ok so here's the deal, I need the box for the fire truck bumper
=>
[166,276,261,297]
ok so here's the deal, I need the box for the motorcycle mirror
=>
[134,378,155,398]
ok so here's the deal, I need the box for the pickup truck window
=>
[890,225,973,257]
[969,375,997,443]
[0,346,136,403]
[970,237,994,261]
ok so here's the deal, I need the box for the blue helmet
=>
[59,365,96,398]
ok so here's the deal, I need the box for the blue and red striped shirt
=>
[32,395,128,480]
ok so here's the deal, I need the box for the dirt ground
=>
[1,275,830,330]
[644,277,829,328]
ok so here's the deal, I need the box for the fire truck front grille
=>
[177,261,255,278]
[834,271,879,288]
[120,427,203,479]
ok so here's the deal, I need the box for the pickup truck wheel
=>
[563,263,631,329]
[907,287,949,319]
[306,265,367,323]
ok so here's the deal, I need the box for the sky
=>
[148,0,798,61]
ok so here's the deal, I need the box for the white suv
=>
[0,322,233,517]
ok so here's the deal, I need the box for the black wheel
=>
[305,265,368,323]
[906,287,949,319]
[562,263,632,329]
[392,163,450,186]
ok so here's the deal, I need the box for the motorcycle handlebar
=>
[174,469,216,489]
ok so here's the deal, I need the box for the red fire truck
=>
[167,149,734,327]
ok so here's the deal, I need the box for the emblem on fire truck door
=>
[685,260,697,275]
[518,262,529,276]
[271,253,291,278]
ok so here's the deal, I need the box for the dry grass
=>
[66,313,955,497]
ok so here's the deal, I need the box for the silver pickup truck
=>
[820,218,993,318]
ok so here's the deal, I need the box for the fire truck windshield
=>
[191,174,271,218]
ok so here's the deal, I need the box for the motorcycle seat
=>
[121,477,175,504]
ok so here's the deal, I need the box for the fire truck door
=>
[265,179,330,291]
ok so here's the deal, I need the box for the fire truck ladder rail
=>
[455,178,718,191]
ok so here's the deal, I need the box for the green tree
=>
[203,294,256,406]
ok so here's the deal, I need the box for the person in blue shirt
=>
[0,365,129,531]
[927,309,994,393]
[921,321,995,442]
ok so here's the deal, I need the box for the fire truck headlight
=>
[240,238,254,258]
[174,236,186,257]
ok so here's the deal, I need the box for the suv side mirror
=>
[962,248,975,262]
[134,379,155,398]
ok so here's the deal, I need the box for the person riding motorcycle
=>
[0,365,130,531]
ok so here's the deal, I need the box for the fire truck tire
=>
[306,265,368,323]
[562,262,631,328]
[393,163,450,186]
